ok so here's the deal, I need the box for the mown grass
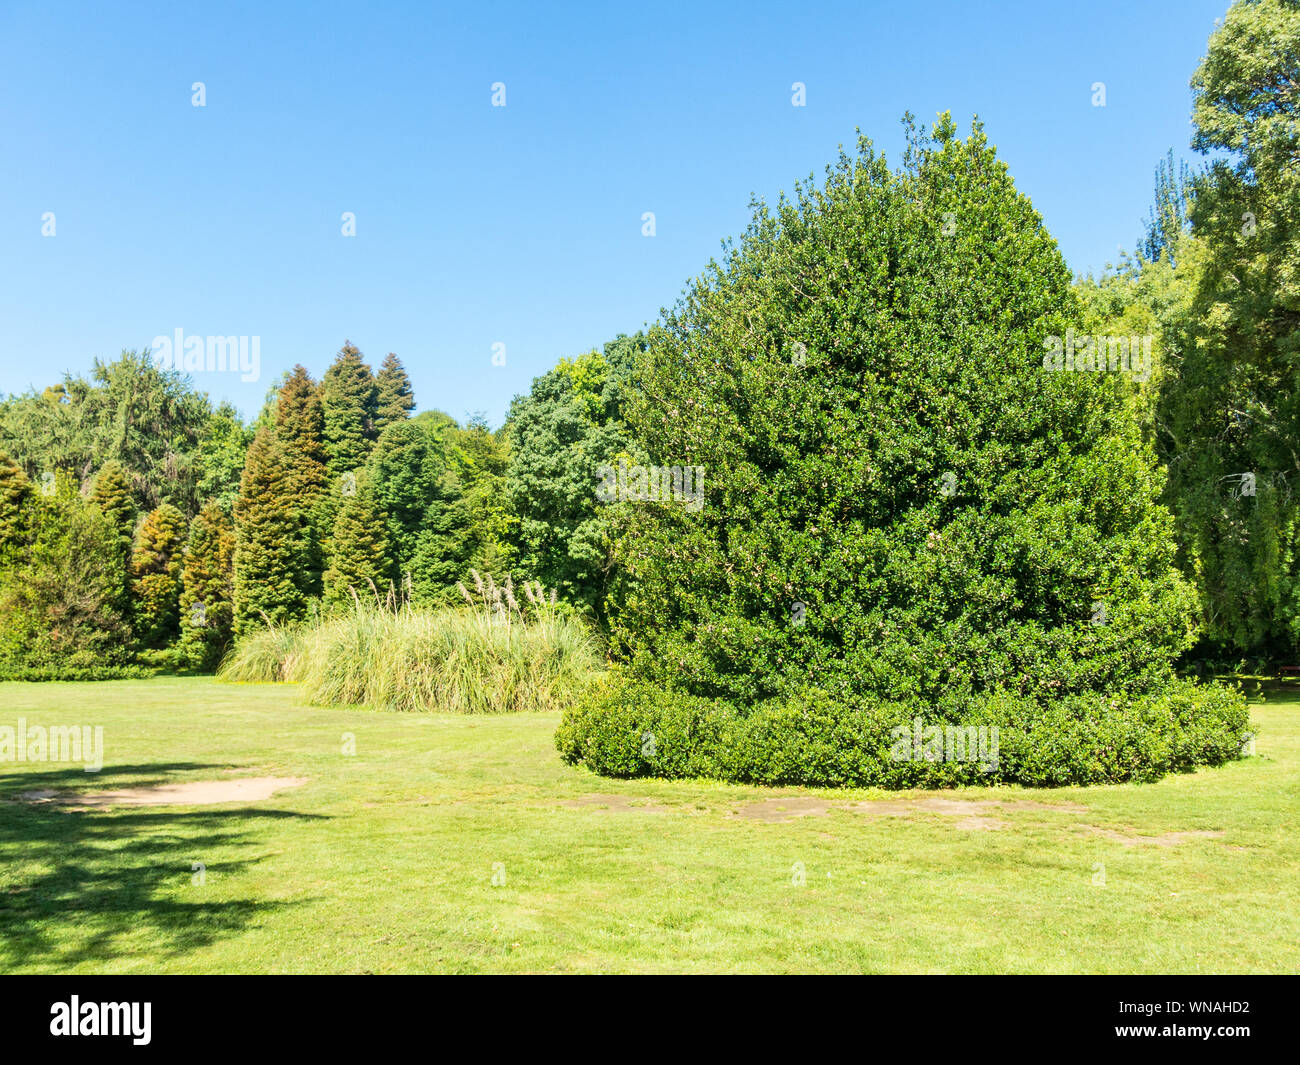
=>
[0,676,1296,973]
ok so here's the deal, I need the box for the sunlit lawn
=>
[0,677,1295,973]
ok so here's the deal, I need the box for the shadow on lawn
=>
[0,762,326,971]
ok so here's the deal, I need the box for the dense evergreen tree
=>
[368,419,444,578]
[607,116,1199,708]
[0,449,34,564]
[90,459,138,555]
[0,351,211,511]
[275,365,329,500]
[178,502,236,670]
[323,470,391,608]
[233,427,311,634]
[0,473,133,673]
[130,503,188,649]
[321,341,379,477]
[375,352,416,430]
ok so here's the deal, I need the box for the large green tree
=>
[232,427,312,634]
[178,502,236,669]
[0,472,133,674]
[130,503,188,649]
[0,351,212,512]
[607,116,1199,708]
[1158,0,1300,656]
[505,335,645,616]
[322,470,391,608]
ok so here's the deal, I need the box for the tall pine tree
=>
[233,427,311,634]
[89,459,138,556]
[321,341,379,477]
[375,352,416,430]
[275,365,329,501]
[130,503,188,649]
[0,449,34,565]
[178,502,236,669]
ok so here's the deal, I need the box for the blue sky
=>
[0,0,1229,426]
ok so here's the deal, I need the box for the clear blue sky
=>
[0,0,1229,426]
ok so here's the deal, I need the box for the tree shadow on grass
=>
[0,763,327,971]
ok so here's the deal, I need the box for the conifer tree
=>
[322,470,391,608]
[275,365,329,501]
[89,459,138,556]
[0,450,34,564]
[375,352,416,430]
[178,502,236,669]
[233,427,310,635]
[321,341,379,477]
[130,503,188,648]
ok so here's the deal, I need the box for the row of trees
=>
[0,343,515,674]
[1075,0,1300,660]
[0,0,1294,677]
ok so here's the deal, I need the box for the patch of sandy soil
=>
[1079,825,1226,848]
[15,776,308,808]
[561,793,677,814]
[734,795,1089,829]
[733,797,836,822]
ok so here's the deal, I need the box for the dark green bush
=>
[607,118,1200,710]
[569,117,1253,788]
[557,675,1252,789]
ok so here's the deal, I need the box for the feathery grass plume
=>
[220,597,598,712]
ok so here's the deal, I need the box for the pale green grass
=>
[0,677,1295,973]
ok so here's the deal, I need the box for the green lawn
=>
[0,677,1295,973]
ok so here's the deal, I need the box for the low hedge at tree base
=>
[555,675,1253,788]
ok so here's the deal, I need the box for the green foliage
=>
[195,402,252,514]
[275,365,329,502]
[0,450,34,564]
[409,417,514,604]
[233,427,312,635]
[608,117,1199,713]
[320,341,379,476]
[0,351,212,512]
[0,473,134,676]
[557,675,1252,788]
[1158,0,1300,656]
[1138,149,1196,265]
[368,418,445,576]
[130,503,188,649]
[220,595,600,713]
[178,502,236,671]
[322,470,391,609]
[375,352,416,430]
[505,334,645,617]
[89,460,138,555]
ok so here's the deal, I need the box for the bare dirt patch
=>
[733,797,834,822]
[1080,825,1226,848]
[15,776,308,808]
[561,793,677,814]
[734,794,1088,829]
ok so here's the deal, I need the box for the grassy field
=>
[0,677,1296,973]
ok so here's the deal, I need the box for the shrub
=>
[568,117,1250,788]
[557,675,1252,789]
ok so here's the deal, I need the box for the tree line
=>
[0,0,1294,678]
